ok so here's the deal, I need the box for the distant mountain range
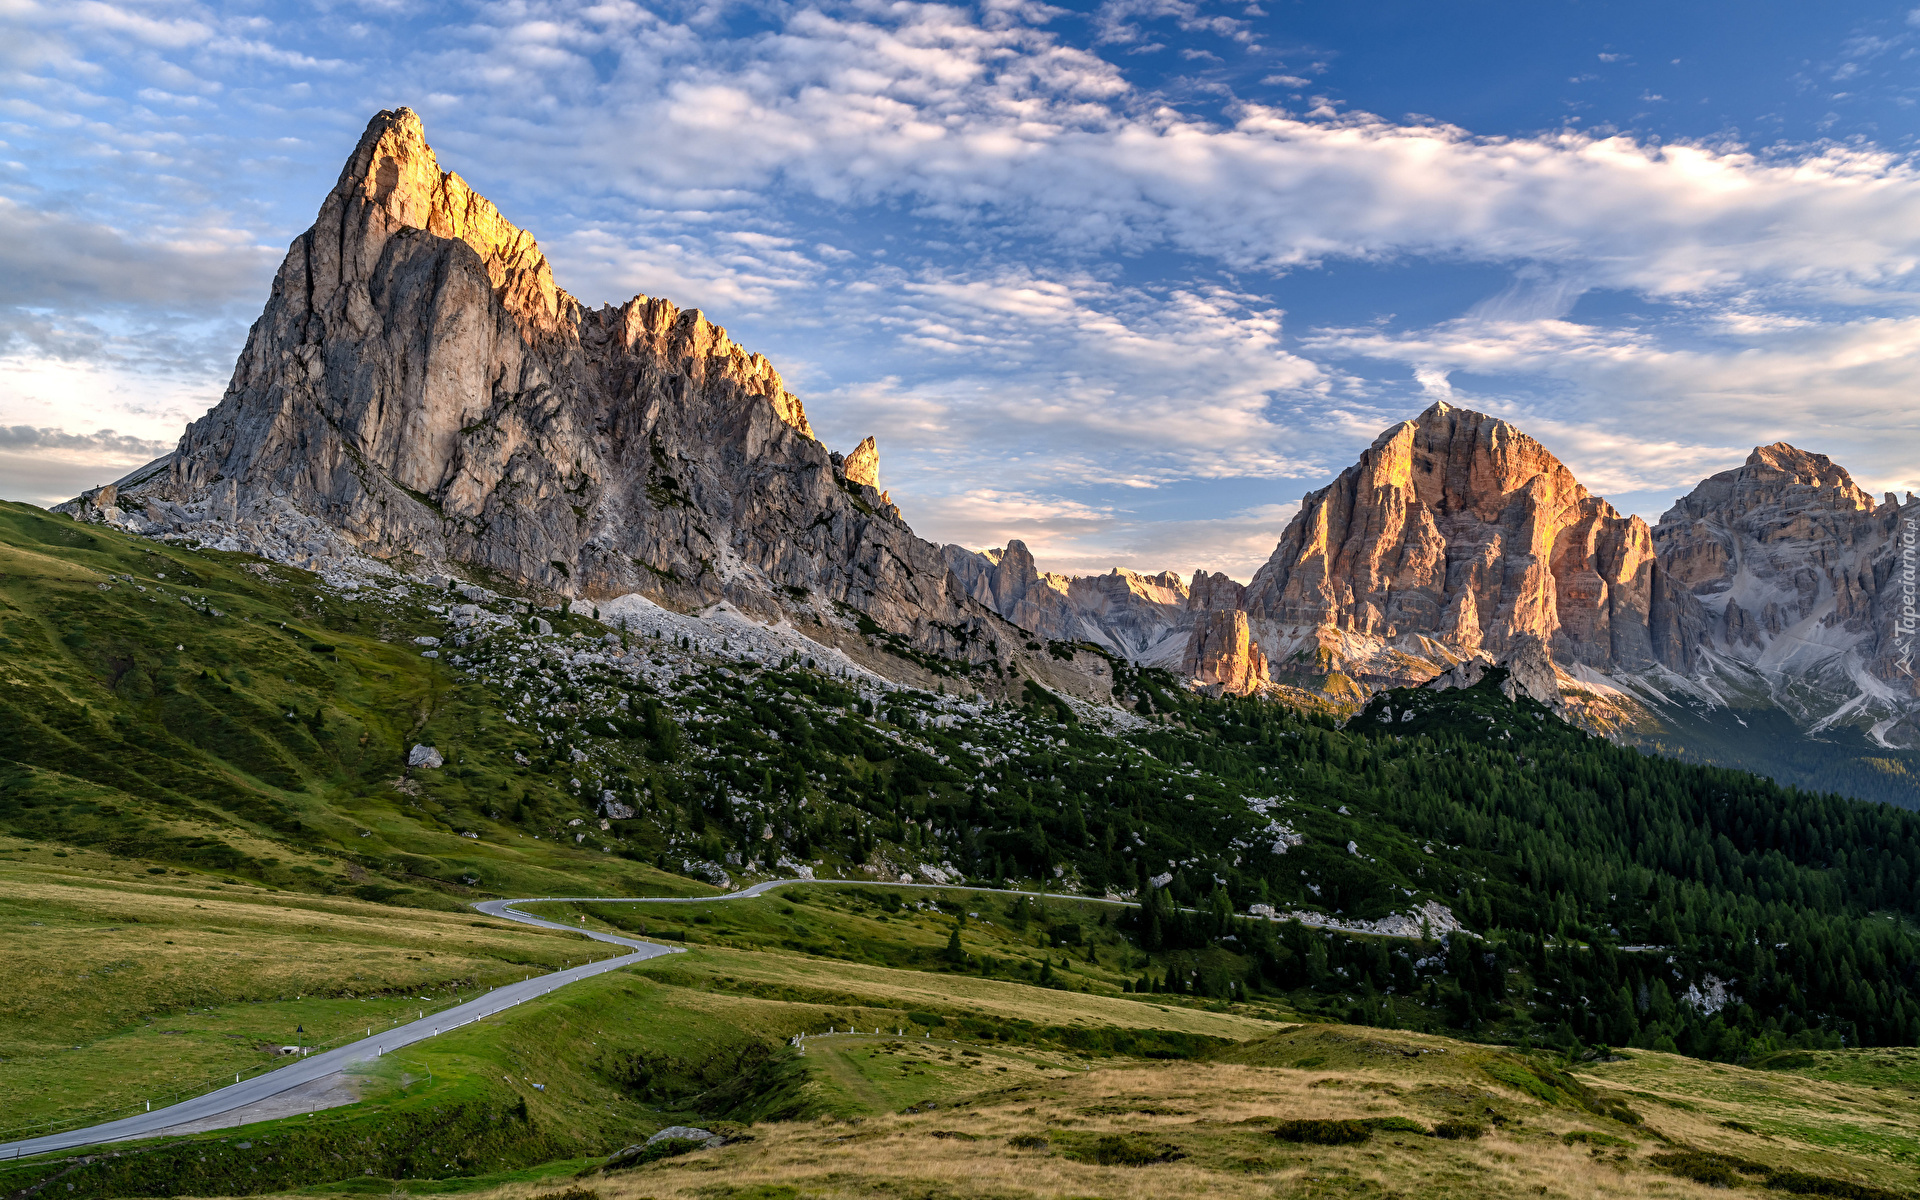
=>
[57,108,1920,804]
[946,409,1920,803]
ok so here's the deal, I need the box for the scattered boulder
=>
[601,1126,726,1172]
[648,1126,723,1146]
[408,744,444,769]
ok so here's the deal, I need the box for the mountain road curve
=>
[0,876,1408,1160]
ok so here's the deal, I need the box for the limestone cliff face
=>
[1651,443,1918,740]
[1240,402,1675,687]
[1184,609,1269,694]
[944,544,1193,662]
[77,108,1001,663]
[1064,568,1191,663]
[943,540,1077,641]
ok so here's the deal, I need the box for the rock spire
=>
[68,107,1008,667]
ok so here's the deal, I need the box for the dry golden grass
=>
[430,1059,1752,1200]
[643,944,1278,1041]
[1580,1048,1920,1185]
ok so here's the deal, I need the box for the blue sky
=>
[6,0,1920,578]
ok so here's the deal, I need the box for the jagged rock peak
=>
[1185,608,1269,695]
[1244,399,1663,674]
[1369,400,1614,519]
[323,108,813,440]
[334,107,571,333]
[1188,570,1245,613]
[1660,441,1873,526]
[843,436,880,489]
[66,106,1042,672]
[1653,438,1900,678]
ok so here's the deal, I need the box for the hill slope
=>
[9,500,1920,1065]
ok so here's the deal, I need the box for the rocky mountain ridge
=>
[51,108,1920,778]
[947,404,1920,762]
[58,107,1122,702]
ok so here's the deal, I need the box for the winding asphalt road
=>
[1,876,1391,1160]
[0,900,682,1160]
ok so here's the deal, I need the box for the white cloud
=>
[372,0,1920,312]
[912,486,1296,580]
[797,269,1331,490]
[0,424,176,507]
[16,0,1920,577]
[1305,311,1920,503]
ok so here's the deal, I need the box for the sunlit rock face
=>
[81,108,1001,663]
[1184,609,1269,695]
[1240,401,1671,685]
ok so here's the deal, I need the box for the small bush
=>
[1765,1171,1911,1199]
[1432,1121,1485,1141]
[1367,1117,1428,1135]
[1562,1131,1633,1148]
[1007,1134,1049,1151]
[533,1189,599,1200]
[1070,1135,1184,1166]
[1274,1119,1372,1145]
[1650,1151,1769,1187]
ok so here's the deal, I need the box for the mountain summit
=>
[54,109,1920,789]
[950,404,1920,776]
[65,108,1033,675]
[1241,400,1674,685]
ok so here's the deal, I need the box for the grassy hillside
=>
[0,500,705,905]
[13,499,1920,1061]
[0,861,1281,1199]
[9,499,1920,1197]
[8,860,1919,1200]
[288,1026,1918,1200]
[0,847,604,1140]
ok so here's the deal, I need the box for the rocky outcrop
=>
[841,436,880,490]
[1184,609,1269,694]
[1421,639,1558,707]
[1178,570,1264,691]
[64,108,1010,667]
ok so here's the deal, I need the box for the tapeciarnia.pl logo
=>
[1901,513,1917,677]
